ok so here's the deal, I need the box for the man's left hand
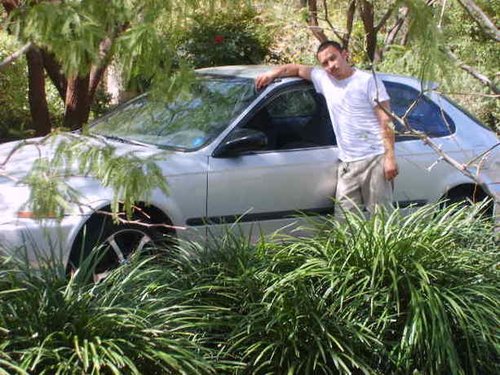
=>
[384,156,398,180]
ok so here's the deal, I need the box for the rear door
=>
[385,81,467,207]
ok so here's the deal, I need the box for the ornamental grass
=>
[0,203,498,374]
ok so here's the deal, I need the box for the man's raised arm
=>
[255,64,313,90]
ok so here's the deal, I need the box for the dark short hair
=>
[316,40,344,56]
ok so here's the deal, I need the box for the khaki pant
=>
[335,154,393,218]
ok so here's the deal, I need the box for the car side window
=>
[384,81,455,140]
[244,86,336,151]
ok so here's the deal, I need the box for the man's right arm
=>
[255,64,312,90]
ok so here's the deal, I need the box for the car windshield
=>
[90,76,257,150]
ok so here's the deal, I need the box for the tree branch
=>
[375,3,396,32]
[445,48,500,95]
[307,0,328,42]
[318,0,343,42]
[0,42,33,71]
[456,0,500,42]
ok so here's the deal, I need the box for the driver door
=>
[206,83,339,240]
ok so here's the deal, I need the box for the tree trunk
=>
[26,47,51,137]
[344,0,356,49]
[307,0,328,43]
[64,75,91,130]
[358,0,377,61]
[41,49,67,101]
[1,0,18,14]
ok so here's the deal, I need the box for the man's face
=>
[317,45,351,80]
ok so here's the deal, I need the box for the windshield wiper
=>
[96,134,150,147]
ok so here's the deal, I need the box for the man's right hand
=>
[255,72,276,91]
[255,65,312,91]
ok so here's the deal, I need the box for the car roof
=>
[196,65,287,80]
[195,65,437,90]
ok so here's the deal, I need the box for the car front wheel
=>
[69,212,173,281]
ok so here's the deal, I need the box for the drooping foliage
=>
[1,0,255,133]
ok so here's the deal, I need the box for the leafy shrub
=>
[0,33,32,142]
[0,32,65,143]
[177,8,272,68]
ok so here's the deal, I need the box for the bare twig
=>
[438,91,499,98]
[306,0,328,42]
[456,0,500,42]
[445,48,500,95]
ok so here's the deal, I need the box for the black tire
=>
[69,212,174,279]
[444,187,493,218]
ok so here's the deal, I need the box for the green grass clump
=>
[0,203,498,374]
[0,255,215,374]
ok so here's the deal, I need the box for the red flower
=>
[214,35,224,44]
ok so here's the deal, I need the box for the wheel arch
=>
[441,183,490,202]
[68,201,176,268]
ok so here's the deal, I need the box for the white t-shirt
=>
[310,68,390,162]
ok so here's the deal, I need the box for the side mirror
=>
[214,128,268,158]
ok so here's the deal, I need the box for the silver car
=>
[0,65,498,272]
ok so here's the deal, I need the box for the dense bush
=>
[0,33,32,142]
[177,8,272,68]
[0,32,66,143]
[0,204,498,374]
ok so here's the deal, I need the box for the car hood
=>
[0,133,206,218]
[0,133,173,184]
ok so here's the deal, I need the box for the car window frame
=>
[215,81,336,156]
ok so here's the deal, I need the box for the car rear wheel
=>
[444,185,493,217]
[69,212,174,281]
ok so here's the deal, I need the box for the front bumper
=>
[0,215,84,266]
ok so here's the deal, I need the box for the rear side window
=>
[384,81,455,140]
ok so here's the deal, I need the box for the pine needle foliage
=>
[388,0,453,87]
[6,0,251,79]
[15,133,169,220]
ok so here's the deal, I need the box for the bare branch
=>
[456,0,500,42]
[0,42,33,71]
[465,143,500,168]
[375,97,479,181]
[307,0,328,42]
[383,6,409,50]
[445,48,500,95]
[369,68,488,184]
[375,3,396,32]
[320,0,345,42]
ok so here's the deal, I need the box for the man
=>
[255,40,398,215]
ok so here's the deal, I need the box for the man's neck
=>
[336,66,355,80]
